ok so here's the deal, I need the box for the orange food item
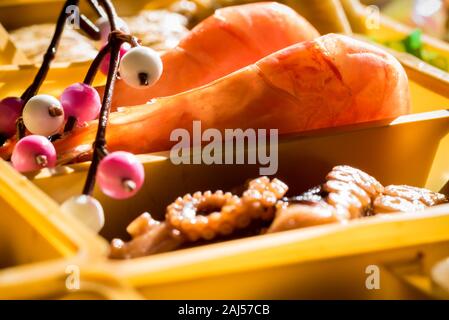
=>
[99,2,320,110]
[50,34,410,163]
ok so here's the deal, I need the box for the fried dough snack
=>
[10,24,97,64]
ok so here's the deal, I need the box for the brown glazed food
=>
[110,166,447,259]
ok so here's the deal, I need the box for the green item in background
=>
[382,29,449,71]
[402,29,423,59]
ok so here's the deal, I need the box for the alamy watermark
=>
[365,264,380,290]
[365,5,380,30]
[65,264,80,291]
[65,5,80,29]
[169,121,279,175]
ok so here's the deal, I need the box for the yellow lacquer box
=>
[1,0,449,299]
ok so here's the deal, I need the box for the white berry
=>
[23,94,64,136]
[61,195,105,233]
[119,46,163,89]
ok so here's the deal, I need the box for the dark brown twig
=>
[62,41,112,133]
[16,0,80,139]
[115,32,140,47]
[82,0,121,195]
[84,41,112,85]
[87,0,106,18]
[80,13,101,40]
[20,0,79,104]
[82,32,139,86]
[63,32,138,134]
[16,0,113,140]
[63,116,78,133]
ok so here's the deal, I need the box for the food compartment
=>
[100,110,449,299]
[30,110,449,246]
[3,0,449,300]
[115,213,449,299]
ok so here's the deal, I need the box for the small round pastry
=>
[166,190,241,241]
[10,24,97,64]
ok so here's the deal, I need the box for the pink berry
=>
[60,83,101,123]
[100,43,130,75]
[11,135,56,172]
[0,97,23,138]
[96,17,129,47]
[97,151,144,199]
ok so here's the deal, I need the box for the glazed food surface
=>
[110,165,447,259]
[51,33,410,163]
[100,2,320,110]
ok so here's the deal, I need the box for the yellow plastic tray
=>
[2,0,449,300]
[0,23,29,65]
[431,257,449,299]
[0,62,105,98]
[111,209,449,299]
[25,110,449,299]
[0,158,109,296]
[0,259,143,299]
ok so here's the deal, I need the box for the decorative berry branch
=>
[16,0,110,139]
[61,42,112,133]
[62,31,139,133]
[4,0,162,233]
[81,0,121,195]
[76,0,160,201]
